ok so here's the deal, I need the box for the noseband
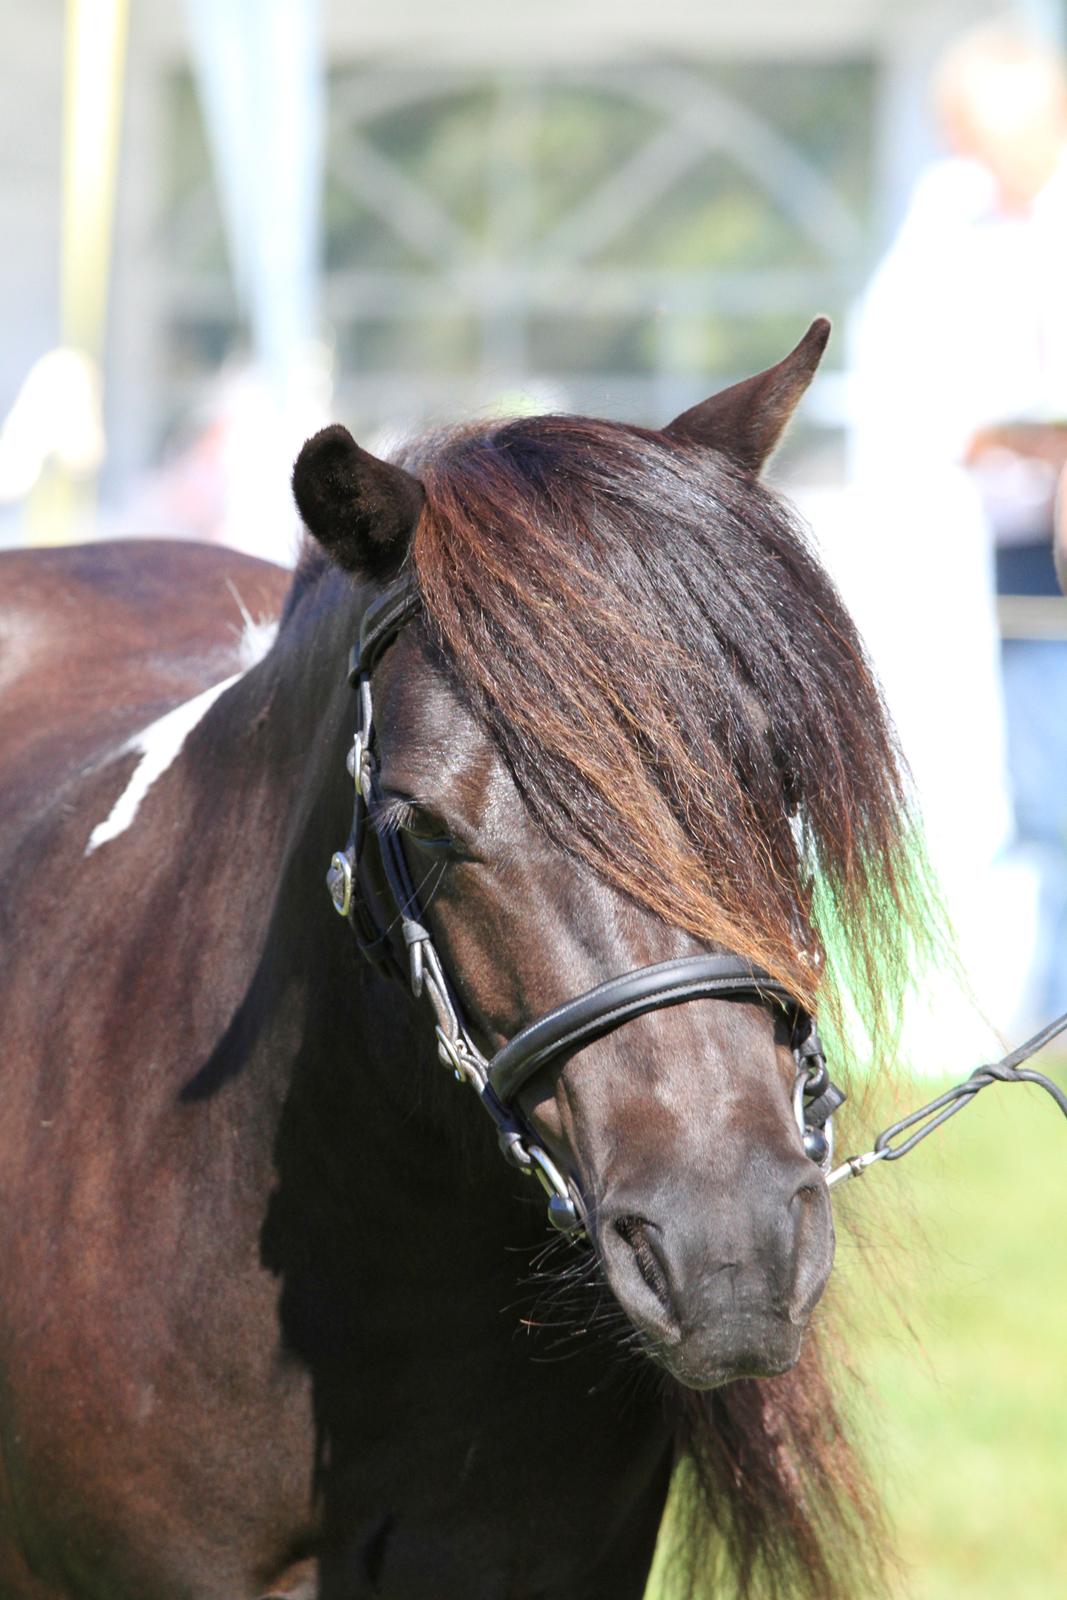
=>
[326,575,845,1234]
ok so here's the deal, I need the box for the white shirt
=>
[853,153,1067,476]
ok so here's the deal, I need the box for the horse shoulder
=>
[0,539,289,841]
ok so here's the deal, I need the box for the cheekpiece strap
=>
[348,573,421,685]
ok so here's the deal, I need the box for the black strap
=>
[348,574,420,685]
[488,954,798,1104]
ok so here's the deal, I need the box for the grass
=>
[647,1065,1067,1599]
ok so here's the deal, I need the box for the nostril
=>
[613,1215,672,1314]
[787,1179,834,1324]
[791,1180,821,1213]
[790,1179,830,1228]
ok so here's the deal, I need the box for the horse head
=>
[291,320,897,1392]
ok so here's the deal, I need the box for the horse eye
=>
[394,801,454,849]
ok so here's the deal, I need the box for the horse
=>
[0,321,921,1599]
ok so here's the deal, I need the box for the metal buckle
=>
[792,1061,815,1138]
[793,1058,835,1173]
[527,1145,584,1234]
[346,732,368,797]
[436,1026,470,1083]
[326,851,353,919]
[826,1147,888,1188]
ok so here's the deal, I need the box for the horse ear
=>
[292,424,425,579]
[663,318,830,475]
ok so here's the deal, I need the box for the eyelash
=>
[375,798,454,849]
[374,798,421,838]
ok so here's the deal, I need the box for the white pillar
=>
[184,0,327,564]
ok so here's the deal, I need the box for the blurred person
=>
[851,23,1067,1036]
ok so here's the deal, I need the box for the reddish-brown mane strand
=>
[666,1334,891,1600]
[410,413,925,1041]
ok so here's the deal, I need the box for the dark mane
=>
[403,413,931,1598]
[412,414,930,1033]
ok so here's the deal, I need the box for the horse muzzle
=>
[596,1164,834,1390]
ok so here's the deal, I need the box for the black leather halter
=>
[326,575,845,1234]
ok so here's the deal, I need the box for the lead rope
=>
[826,1009,1067,1188]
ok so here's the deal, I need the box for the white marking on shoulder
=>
[84,604,280,856]
[85,674,241,855]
